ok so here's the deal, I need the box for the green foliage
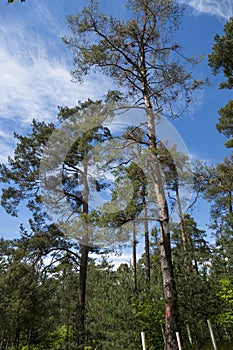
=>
[209,17,233,147]
[132,296,164,350]
[64,0,205,116]
[8,0,25,3]
[209,18,233,89]
[216,279,233,326]
[85,260,139,349]
[1,226,233,349]
[40,325,72,349]
[171,215,217,347]
[2,2,233,349]
[0,119,55,217]
[0,101,115,349]
[63,3,206,348]
[194,155,233,241]
[217,101,233,148]
[0,236,63,349]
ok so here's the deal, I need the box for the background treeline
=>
[0,208,233,349]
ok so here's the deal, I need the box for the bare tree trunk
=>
[14,328,20,350]
[144,101,179,349]
[160,222,179,349]
[76,159,89,349]
[175,183,187,252]
[176,183,200,275]
[77,244,89,348]
[143,196,150,286]
[4,336,10,350]
[132,221,137,292]
[26,328,32,346]
[141,162,150,287]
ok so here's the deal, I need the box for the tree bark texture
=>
[145,104,179,350]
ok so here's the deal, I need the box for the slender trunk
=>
[77,159,89,349]
[14,328,20,350]
[187,231,199,274]
[26,328,32,346]
[132,221,137,292]
[175,183,193,276]
[66,299,71,350]
[176,183,199,275]
[144,99,179,350]
[140,131,150,287]
[159,211,179,350]
[77,244,89,348]
[143,193,150,286]
[175,183,187,252]
[140,37,178,348]
[5,336,10,350]
[229,190,232,213]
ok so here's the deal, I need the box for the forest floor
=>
[200,341,233,349]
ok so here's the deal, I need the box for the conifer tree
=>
[0,101,111,349]
[64,2,204,348]
[209,17,233,148]
[172,214,212,348]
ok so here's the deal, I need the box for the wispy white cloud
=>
[90,246,145,270]
[178,0,233,19]
[0,142,14,163]
[0,1,113,162]
[0,1,112,123]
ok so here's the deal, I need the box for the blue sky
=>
[0,0,232,257]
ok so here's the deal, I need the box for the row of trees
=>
[0,210,232,350]
[1,0,233,349]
